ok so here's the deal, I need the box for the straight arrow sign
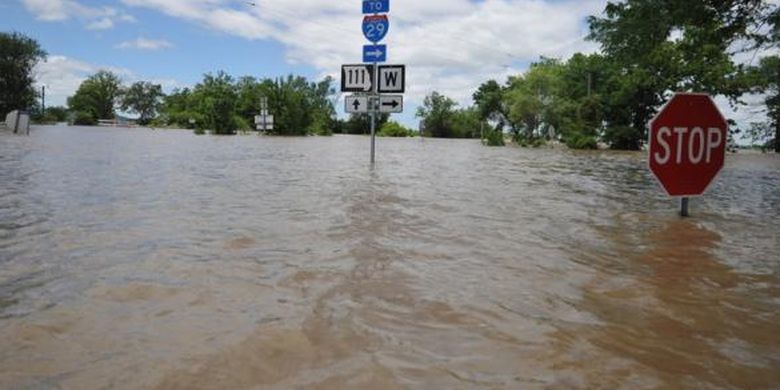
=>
[345,96,369,114]
[378,95,403,113]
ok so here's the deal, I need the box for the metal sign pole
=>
[681,197,690,217]
[370,62,377,164]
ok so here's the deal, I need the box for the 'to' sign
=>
[649,93,728,197]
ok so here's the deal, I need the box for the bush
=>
[378,121,411,137]
[603,126,642,150]
[72,111,97,126]
[513,135,546,148]
[234,115,251,132]
[565,134,598,150]
[482,129,505,146]
[308,116,334,136]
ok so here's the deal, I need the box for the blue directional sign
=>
[362,0,390,14]
[363,45,387,63]
[362,15,389,43]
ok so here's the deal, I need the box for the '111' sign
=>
[341,64,374,92]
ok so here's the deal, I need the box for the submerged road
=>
[1,126,778,388]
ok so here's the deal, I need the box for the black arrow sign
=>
[381,100,399,108]
[352,100,361,110]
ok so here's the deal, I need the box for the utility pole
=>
[587,73,592,97]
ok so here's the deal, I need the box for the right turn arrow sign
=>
[378,95,403,113]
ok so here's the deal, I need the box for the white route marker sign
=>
[341,65,374,92]
[377,65,405,93]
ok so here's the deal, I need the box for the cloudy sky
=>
[1,0,773,129]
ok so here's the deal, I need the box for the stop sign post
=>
[648,93,728,216]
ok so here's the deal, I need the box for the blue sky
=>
[1,0,773,130]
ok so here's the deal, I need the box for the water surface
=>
[1,126,778,389]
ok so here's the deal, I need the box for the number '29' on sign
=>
[362,15,389,43]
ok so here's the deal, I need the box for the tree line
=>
[415,0,779,151]
[64,70,341,136]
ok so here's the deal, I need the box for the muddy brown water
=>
[1,126,778,389]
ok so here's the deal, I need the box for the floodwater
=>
[1,126,778,389]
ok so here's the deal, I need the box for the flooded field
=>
[1,126,778,389]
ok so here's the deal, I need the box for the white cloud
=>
[33,55,179,108]
[22,0,134,30]
[86,18,114,31]
[119,0,603,110]
[117,38,174,51]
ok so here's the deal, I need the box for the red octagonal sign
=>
[649,93,728,197]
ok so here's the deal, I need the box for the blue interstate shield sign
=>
[362,0,390,14]
[362,15,389,43]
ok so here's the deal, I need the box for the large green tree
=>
[0,32,46,116]
[158,87,202,129]
[450,107,485,139]
[588,0,773,149]
[68,70,123,121]
[504,58,565,142]
[473,80,511,131]
[417,92,458,138]
[191,71,238,135]
[121,81,163,125]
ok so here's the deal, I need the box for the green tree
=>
[754,56,780,152]
[417,92,458,138]
[504,60,559,142]
[191,71,238,135]
[121,81,163,125]
[342,113,389,135]
[556,53,613,147]
[0,32,46,115]
[451,107,486,139]
[45,106,69,122]
[35,106,69,123]
[588,0,772,149]
[378,121,412,137]
[473,80,511,131]
[248,75,337,136]
[68,70,123,122]
[157,87,203,129]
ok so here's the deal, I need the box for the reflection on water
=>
[1,126,778,389]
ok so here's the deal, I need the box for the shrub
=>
[482,129,505,146]
[565,134,598,150]
[308,116,334,136]
[234,115,251,132]
[603,126,642,150]
[378,121,411,137]
[72,111,96,126]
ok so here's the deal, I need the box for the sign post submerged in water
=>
[341,0,406,164]
[648,93,729,217]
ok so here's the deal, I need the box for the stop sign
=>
[648,93,728,197]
